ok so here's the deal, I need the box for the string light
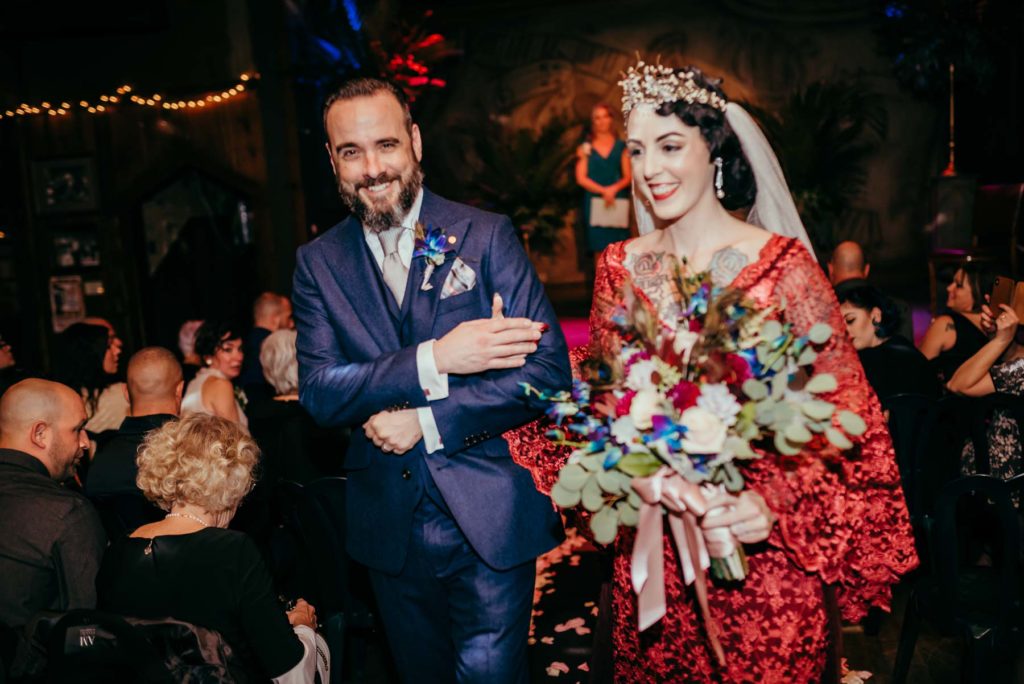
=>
[0,73,257,121]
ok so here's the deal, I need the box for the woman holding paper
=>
[576,103,632,257]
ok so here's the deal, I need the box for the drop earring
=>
[714,157,725,199]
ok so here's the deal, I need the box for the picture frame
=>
[51,227,101,269]
[49,275,86,332]
[31,158,98,214]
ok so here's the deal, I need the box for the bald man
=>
[0,379,106,628]
[86,348,182,513]
[240,292,295,405]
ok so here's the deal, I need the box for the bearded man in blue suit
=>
[292,77,571,683]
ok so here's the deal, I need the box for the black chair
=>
[892,474,1024,683]
[21,609,245,683]
[275,477,376,684]
[885,393,941,523]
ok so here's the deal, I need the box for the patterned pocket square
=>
[441,257,477,300]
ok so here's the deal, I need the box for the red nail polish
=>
[539,323,550,333]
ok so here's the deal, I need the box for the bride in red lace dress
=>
[512,64,918,682]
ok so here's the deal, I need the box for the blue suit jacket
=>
[293,189,570,574]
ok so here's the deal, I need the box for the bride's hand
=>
[700,490,775,552]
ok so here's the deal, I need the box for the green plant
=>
[463,118,579,255]
[745,80,887,256]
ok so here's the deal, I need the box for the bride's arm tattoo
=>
[708,247,749,286]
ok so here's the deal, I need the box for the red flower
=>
[668,381,700,412]
[615,390,636,417]
[726,353,753,384]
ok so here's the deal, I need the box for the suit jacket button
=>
[402,469,412,480]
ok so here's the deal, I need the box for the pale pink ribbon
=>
[631,467,728,666]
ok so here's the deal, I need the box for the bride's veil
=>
[631,102,816,260]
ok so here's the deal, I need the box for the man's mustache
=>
[354,173,400,192]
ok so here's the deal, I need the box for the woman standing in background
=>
[576,103,632,281]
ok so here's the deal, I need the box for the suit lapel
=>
[410,190,473,342]
[325,222,403,352]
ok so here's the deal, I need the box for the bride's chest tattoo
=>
[624,247,752,319]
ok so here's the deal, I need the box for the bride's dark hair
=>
[654,67,756,211]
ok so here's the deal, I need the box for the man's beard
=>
[337,163,424,232]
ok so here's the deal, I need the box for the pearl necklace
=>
[166,512,211,527]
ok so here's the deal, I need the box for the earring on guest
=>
[714,157,725,199]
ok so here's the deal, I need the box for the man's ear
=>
[29,420,49,451]
[175,380,184,402]
[122,383,130,406]
[411,123,423,163]
[864,263,871,279]
[827,263,834,280]
[325,141,339,178]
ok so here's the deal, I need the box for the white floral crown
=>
[619,61,728,118]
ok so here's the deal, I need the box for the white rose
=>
[629,388,663,431]
[680,407,727,454]
[626,359,657,391]
[696,383,742,426]
[611,415,641,447]
[673,330,700,364]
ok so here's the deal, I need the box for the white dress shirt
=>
[361,188,447,453]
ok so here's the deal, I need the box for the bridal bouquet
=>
[523,260,866,588]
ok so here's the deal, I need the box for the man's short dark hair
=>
[322,77,413,134]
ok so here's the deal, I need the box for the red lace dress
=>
[510,235,918,683]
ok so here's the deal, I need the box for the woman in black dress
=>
[838,284,939,405]
[918,261,992,383]
[97,413,323,681]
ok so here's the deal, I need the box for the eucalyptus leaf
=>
[807,323,832,344]
[581,477,605,512]
[590,506,620,545]
[801,400,835,421]
[761,320,782,340]
[551,482,581,508]
[617,452,662,478]
[558,463,589,491]
[837,410,867,436]
[784,421,813,444]
[616,501,640,527]
[797,347,818,366]
[580,453,604,473]
[743,379,768,400]
[597,468,624,494]
[771,373,788,400]
[774,431,801,456]
[713,462,745,492]
[756,344,769,364]
[825,426,854,450]
[805,374,838,394]
[627,488,643,509]
[773,403,796,425]
[724,436,756,459]
[807,420,828,433]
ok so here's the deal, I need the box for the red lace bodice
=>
[509,235,918,683]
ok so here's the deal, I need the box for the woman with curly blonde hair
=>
[97,413,326,682]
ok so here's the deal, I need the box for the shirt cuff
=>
[416,340,449,401]
[416,407,444,454]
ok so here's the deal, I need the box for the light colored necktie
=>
[378,227,408,307]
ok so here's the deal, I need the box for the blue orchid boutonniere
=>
[414,221,456,291]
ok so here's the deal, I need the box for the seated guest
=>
[52,318,128,434]
[181,320,248,432]
[239,293,294,406]
[829,240,914,340]
[947,304,1023,500]
[919,261,992,384]
[838,285,939,405]
[97,414,323,681]
[85,347,183,530]
[0,379,106,628]
[247,329,323,484]
[177,319,204,385]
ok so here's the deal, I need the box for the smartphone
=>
[990,275,1015,312]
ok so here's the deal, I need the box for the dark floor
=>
[343,527,1023,683]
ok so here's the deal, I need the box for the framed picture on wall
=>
[49,275,86,332]
[52,227,101,269]
[31,158,98,214]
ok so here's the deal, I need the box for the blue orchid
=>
[413,222,454,267]
[642,414,688,453]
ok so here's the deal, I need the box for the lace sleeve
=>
[751,241,918,621]
[507,245,628,496]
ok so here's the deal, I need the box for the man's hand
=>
[364,409,423,455]
[433,294,546,375]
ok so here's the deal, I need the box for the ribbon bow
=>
[630,467,727,666]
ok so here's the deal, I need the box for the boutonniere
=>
[413,221,456,291]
